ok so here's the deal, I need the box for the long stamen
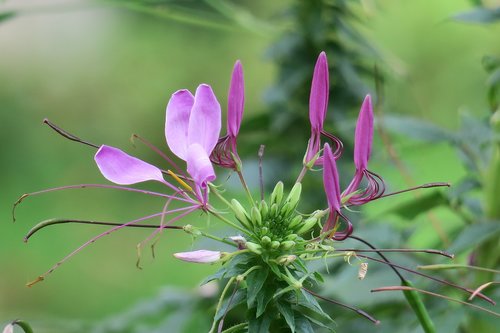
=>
[368,182,451,202]
[26,206,199,287]
[13,184,195,222]
[43,118,99,149]
[336,248,454,259]
[372,286,500,318]
[303,288,380,324]
[356,253,495,305]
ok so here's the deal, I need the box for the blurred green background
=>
[1,0,499,331]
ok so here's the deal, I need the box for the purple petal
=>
[188,84,221,155]
[323,143,341,212]
[354,95,374,170]
[227,60,244,137]
[165,89,194,160]
[187,143,216,189]
[173,250,221,263]
[309,52,329,131]
[2,324,14,333]
[95,145,164,185]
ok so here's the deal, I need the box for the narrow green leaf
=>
[453,7,500,24]
[215,289,246,321]
[402,280,436,333]
[277,301,295,333]
[248,310,273,333]
[448,222,500,254]
[295,315,315,333]
[385,191,448,220]
[247,267,269,308]
[256,286,274,317]
[200,266,227,286]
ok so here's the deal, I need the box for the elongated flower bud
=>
[270,181,284,205]
[271,241,281,249]
[288,215,303,229]
[270,203,279,217]
[280,240,296,251]
[259,200,269,218]
[283,182,302,214]
[261,236,272,246]
[277,255,297,266]
[251,206,262,226]
[231,199,252,229]
[246,242,262,254]
[295,217,317,235]
[173,250,221,263]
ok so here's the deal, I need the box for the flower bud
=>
[261,226,269,235]
[246,242,262,254]
[270,203,279,217]
[277,255,297,265]
[288,215,303,229]
[229,235,247,249]
[284,233,298,241]
[261,236,272,246]
[251,206,262,226]
[270,181,284,205]
[283,182,302,214]
[280,240,296,250]
[295,217,317,235]
[231,199,252,229]
[271,241,281,249]
[183,224,202,237]
[173,250,221,264]
[259,200,269,218]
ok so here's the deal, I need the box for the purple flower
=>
[95,83,221,205]
[173,250,222,263]
[322,143,353,240]
[342,95,385,205]
[211,60,245,170]
[304,52,342,166]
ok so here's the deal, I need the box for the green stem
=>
[236,170,255,206]
[209,183,233,208]
[209,277,237,333]
[220,322,248,333]
[208,207,249,234]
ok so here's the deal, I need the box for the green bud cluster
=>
[230,182,323,256]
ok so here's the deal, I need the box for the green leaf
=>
[302,314,335,332]
[277,301,295,333]
[295,316,315,333]
[201,253,255,285]
[402,280,436,333]
[215,289,246,321]
[386,191,448,220]
[246,267,269,308]
[248,309,273,333]
[453,7,500,24]
[0,11,15,23]
[448,222,500,254]
[200,266,227,286]
[297,290,333,323]
[381,116,457,143]
[256,286,274,317]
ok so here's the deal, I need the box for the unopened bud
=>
[271,241,281,249]
[288,215,303,229]
[284,233,298,241]
[259,200,269,218]
[231,199,252,229]
[277,255,297,265]
[251,206,262,226]
[270,181,284,205]
[261,236,272,246]
[246,242,262,254]
[295,217,317,235]
[283,182,302,214]
[229,235,247,249]
[261,226,269,235]
[183,224,202,236]
[270,203,279,217]
[280,240,296,250]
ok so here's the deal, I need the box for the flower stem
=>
[236,170,255,206]
[208,207,249,234]
[209,276,237,333]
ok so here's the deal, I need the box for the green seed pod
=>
[271,241,281,249]
[246,242,262,255]
[280,240,296,251]
[288,215,303,229]
[231,199,252,229]
[251,206,262,226]
[270,181,284,205]
[295,217,317,235]
[261,236,272,246]
[283,182,302,214]
[259,200,269,218]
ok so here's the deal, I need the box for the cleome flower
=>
[16,52,495,333]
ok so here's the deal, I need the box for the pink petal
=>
[173,250,221,263]
[95,145,164,185]
[2,324,13,333]
[187,143,216,189]
[354,95,373,170]
[227,60,244,137]
[309,52,329,131]
[323,143,341,212]
[165,89,194,160]
[188,84,221,155]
